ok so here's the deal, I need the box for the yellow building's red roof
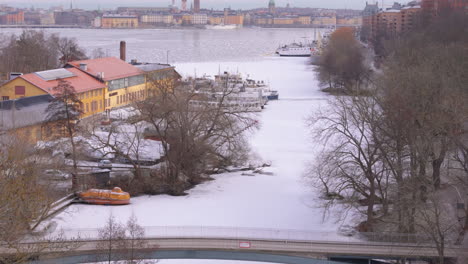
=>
[67,57,144,81]
[18,67,106,94]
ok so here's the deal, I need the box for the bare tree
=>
[308,95,390,232]
[135,77,259,195]
[0,135,82,263]
[315,27,370,94]
[0,30,87,75]
[45,79,84,191]
[124,214,148,264]
[97,214,127,264]
[52,34,88,65]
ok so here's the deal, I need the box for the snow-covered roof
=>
[0,94,53,130]
[402,5,421,9]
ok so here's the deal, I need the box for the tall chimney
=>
[120,41,126,62]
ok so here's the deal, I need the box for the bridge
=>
[2,226,466,263]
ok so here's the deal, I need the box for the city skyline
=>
[0,0,376,10]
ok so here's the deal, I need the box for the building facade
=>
[194,0,201,13]
[101,14,139,28]
[0,11,24,24]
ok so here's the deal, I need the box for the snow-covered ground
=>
[50,58,354,243]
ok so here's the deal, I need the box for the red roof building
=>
[19,67,105,95]
[66,57,144,81]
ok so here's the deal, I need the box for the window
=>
[2,96,9,101]
[15,86,25,95]
[86,103,89,113]
[99,100,102,109]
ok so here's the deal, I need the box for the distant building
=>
[192,13,208,25]
[0,11,24,24]
[362,2,422,45]
[225,14,244,25]
[209,15,224,25]
[194,0,201,13]
[337,16,362,26]
[116,6,172,14]
[141,13,174,25]
[422,0,468,17]
[54,10,95,26]
[269,0,276,14]
[101,14,139,28]
[312,16,337,26]
[40,12,55,25]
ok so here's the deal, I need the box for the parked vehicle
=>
[44,169,70,181]
[98,159,113,169]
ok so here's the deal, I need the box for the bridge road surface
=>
[9,237,467,263]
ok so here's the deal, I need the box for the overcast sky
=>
[0,0,375,10]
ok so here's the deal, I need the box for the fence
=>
[54,226,437,246]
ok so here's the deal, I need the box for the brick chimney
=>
[120,41,126,62]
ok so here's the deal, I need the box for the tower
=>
[194,0,200,13]
[268,0,276,14]
[181,0,187,11]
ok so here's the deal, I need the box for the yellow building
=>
[1,57,181,120]
[101,15,139,28]
[255,17,274,25]
[182,14,193,25]
[209,16,224,25]
[273,18,294,25]
[224,15,244,25]
[0,67,106,118]
[337,16,363,26]
[312,16,337,26]
[296,16,311,25]
[0,94,69,144]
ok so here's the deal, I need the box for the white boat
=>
[185,71,277,111]
[205,24,239,30]
[276,43,312,57]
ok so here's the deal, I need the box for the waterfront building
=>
[65,57,145,111]
[40,12,55,25]
[192,13,208,25]
[362,2,422,45]
[116,7,172,14]
[296,16,312,25]
[224,14,244,25]
[311,16,337,26]
[0,67,106,118]
[0,11,24,24]
[181,14,193,25]
[422,0,468,16]
[268,0,276,14]
[0,94,63,143]
[101,14,139,28]
[194,0,201,13]
[54,10,95,26]
[273,17,294,25]
[141,13,174,25]
[209,15,224,25]
[337,16,362,26]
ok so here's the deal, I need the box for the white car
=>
[44,169,71,181]
[98,159,113,169]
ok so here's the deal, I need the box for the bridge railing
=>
[49,226,439,246]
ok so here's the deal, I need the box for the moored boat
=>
[276,43,311,57]
[78,187,130,205]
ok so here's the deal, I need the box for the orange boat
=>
[78,187,130,205]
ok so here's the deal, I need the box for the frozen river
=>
[21,28,350,245]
